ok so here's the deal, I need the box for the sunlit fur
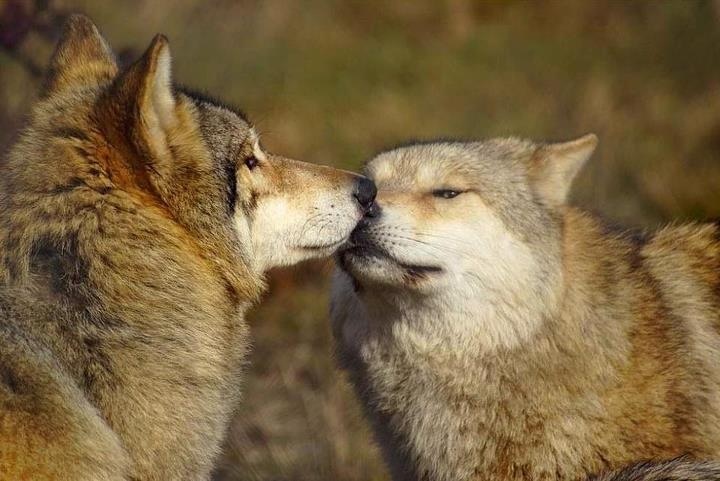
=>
[238,136,365,271]
[331,136,720,481]
[196,100,365,273]
[0,15,366,481]
[592,459,720,481]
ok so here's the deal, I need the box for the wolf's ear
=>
[529,134,597,207]
[45,14,117,95]
[112,34,177,168]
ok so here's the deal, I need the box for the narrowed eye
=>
[432,189,462,199]
[244,156,259,170]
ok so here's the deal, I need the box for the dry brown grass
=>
[2,1,719,480]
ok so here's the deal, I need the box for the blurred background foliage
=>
[2,1,720,480]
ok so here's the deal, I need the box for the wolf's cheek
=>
[231,206,253,259]
[245,196,297,271]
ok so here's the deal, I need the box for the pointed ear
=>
[528,134,597,207]
[45,14,117,95]
[113,34,178,166]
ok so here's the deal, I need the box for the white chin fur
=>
[242,195,360,273]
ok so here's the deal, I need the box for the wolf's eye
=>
[433,189,462,199]
[244,156,259,170]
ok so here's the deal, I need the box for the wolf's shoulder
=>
[565,208,720,261]
[644,219,720,266]
[612,219,720,331]
[563,210,720,307]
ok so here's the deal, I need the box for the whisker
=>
[411,231,479,249]
[381,229,467,251]
[298,211,329,237]
[375,232,457,259]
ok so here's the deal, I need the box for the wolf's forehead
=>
[366,143,482,189]
[192,100,257,156]
[367,139,536,190]
[199,102,252,133]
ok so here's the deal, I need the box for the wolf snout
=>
[353,177,377,212]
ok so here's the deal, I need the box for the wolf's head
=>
[3,15,373,294]
[337,135,596,313]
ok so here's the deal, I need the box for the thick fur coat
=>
[331,136,720,481]
[0,15,370,481]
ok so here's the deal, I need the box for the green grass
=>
[2,1,720,479]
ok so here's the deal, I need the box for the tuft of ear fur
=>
[45,14,117,95]
[113,34,178,169]
[529,133,598,207]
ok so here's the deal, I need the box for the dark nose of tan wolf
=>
[353,177,377,212]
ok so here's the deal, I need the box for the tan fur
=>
[0,15,370,481]
[592,459,720,481]
[331,136,720,481]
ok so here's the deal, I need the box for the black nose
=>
[353,177,377,211]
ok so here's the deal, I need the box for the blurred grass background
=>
[2,1,720,480]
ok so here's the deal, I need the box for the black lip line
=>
[398,261,443,274]
[341,243,442,274]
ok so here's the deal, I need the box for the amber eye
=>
[244,156,259,170]
[433,189,462,199]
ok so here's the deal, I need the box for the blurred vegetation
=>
[2,1,720,480]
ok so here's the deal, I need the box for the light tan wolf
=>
[0,15,375,481]
[330,135,720,481]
